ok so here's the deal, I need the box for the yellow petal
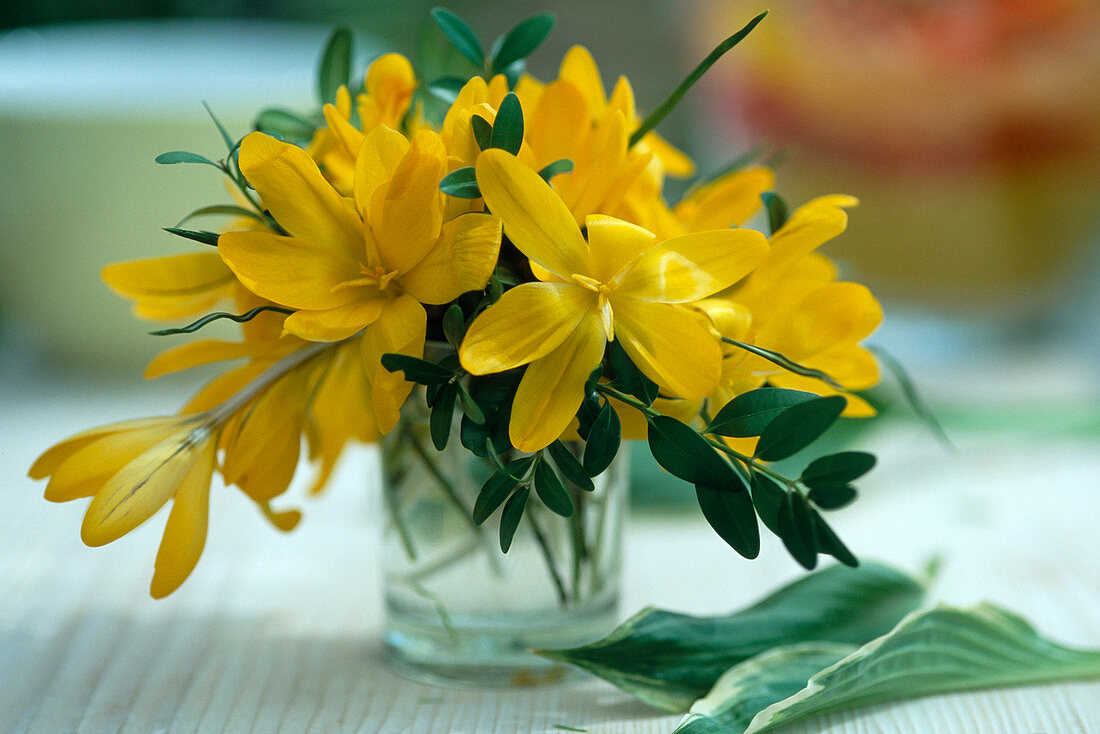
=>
[373,130,447,273]
[144,339,260,379]
[756,195,858,281]
[693,298,753,341]
[558,110,628,219]
[81,421,212,546]
[617,228,768,303]
[584,214,655,284]
[361,53,417,129]
[401,213,502,304]
[219,230,361,310]
[322,100,364,158]
[29,417,176,480]
[149,438,215,598]
[526,80,588,164]
[614,300,722,399]
[460,283,595,374]
[674,166,774,231]
[353,125,410,223]
[182,362,269,415]
[102,252,236,320]
[237,132,363,261]
[641,131,696,178]
[475,149,590,280]
[360,295,426,434]
[559,46,606,114]
[282,296,388,342]
[509,315,605,453]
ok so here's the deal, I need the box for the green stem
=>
[404,422,482,533]
[527,506,569,606]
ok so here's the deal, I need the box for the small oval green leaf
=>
[155,151,219,167]
[473,469,520,525]
[430,7,484,68]
[538,158,574,182]
[534,459,574,517]
[429,383,458,450]
[812,510,858,567]
[755,396,847,462]
[807,484,858,511]
[380,353,455,385]
[707,387,818,438]
[761,190,789,235]
[749,472,786,536]
[254,108,318,141]
[777,493,818,570]
[583,401,621,476]
[471,114,493,151]
[696,483,760,559]
[547,441,595,491]
[439,166,481,198]
[801,451,876,488]
[490,92,524,155]
[499,487,529,553]
[490,12,556,74]
[317,27,353,105]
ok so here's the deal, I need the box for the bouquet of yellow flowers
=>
[29,8,881,633]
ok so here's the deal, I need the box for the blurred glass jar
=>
[695,0,1100,320]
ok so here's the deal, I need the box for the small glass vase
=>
[380,388,627,687]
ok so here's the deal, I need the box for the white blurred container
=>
[0,20,333,372]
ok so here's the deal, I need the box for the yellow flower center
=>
[336,264,401,294]
[571,273,616,341]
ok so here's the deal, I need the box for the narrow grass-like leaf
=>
[547,441,594,491]
[163,227,221,247]
[490,12,555,74]
[439,166,481,198]
[707,388,817,438]
[431,7,485,68]
[499,487,529,553]
[538,158,574,182]
[745,603,1100,733]
[177,204,266,227]
[871,344,954,451]
[317,27,353,105]
[673,644,855,734]
[696,483,760,559]
[254,108,317,141]
[760,191,788,235]
[490,93,524,155]
[800,452,876,489]
[538,562,925,712]
[629,11,767,148]
[722,338,845,391]
[534,459,574,517]
[155,151,219,167]
[202,101,235,152]
[755,396,847,462]
[380,353,455,385]
[582,401,621,476]
[429,383,457,450]
[149,306,293,336]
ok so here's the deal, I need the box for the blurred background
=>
[2,1,1098,484]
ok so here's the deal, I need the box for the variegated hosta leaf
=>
[536,562,925,712]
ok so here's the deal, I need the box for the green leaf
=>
[317,27,353,105]
[177,204,266,227]
[871,345,954,451]
[155,151,219,167]
[538,158,574,182]
[470,114,493,151]
[254,108,317,141]
[162,227,221,247]
[442,304,466,349]
[534,458,574,517]
[673,643,855,734]
[629,11,767,148]
[490,92,524,155]
[538,562,926,712]
[380,353,455,385]
[582,401,621,476]
[811,510,858,567]
[547,441,595,491]
[743,603,1100,733]
[806,484,857,511]
[429,383,458,450]
[648,416,737,487]
[472,465,523,525]
[499,487,529,553]
[721,338,845,391]
[456,382,486,425]
[755,396,847,462]
[777,494,818,570]
[489,12,555,74]
[439,166,481,198]
[749,473,785,536]
[760,191,788,235]
[608,339,659,406]
[430,7,485,68]
[201,101,236,152]
[696,484,759,559]
[149,306,293,336]
[707,388,818,438]
[427,76,467,104]
[800,452,876,489]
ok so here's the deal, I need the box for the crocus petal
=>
[81,421,212,546]
[614,299,722,399]
[150,439,215,598]
[322,100,364,159]
[29,417,177,480]
[584,214,656,284]
[617,228,768,303]
[237,132,363,261]
[526,80,587,164]
[640,131,696,178]
[219,231,361,310]
[102,252,236,320]
[475,149,590,280]
[509,315,605,453]
[144,339,265,379]
[353,125,410,223]
[754,195,858,282]
[361,295,426,434]
[558,110,628,220]
[372,130,447,273]
[360,53,417,130]
[460,283,596,374]
[282,296,388,342]
[401,213,502,304]
[673,166,774,231]
[559,46,606,114]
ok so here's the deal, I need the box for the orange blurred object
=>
[697,0,1100,316]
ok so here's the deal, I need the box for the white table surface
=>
[2,351,1098,733]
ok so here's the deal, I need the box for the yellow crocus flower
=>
[459,150,768,452]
